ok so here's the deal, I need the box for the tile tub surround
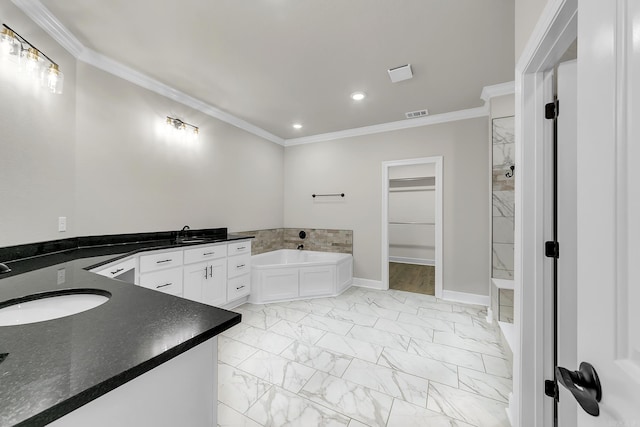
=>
[236,228,353,255]
[218,287,512,426]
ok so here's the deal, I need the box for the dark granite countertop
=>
[0,229,252,426]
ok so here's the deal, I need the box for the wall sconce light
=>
[0,23,64,94]
[166,116,199,137]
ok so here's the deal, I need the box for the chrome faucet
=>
[297,244,304,250]
[180,225,190,238]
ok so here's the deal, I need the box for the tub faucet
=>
[297,244,304,250]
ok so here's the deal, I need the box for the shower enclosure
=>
[491,116,515,323]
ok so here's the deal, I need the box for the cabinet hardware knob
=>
[237,264,245,269]
[237,247,245,250]
[204,266,208,279]
[156,259,172,264]
[236,285,245,290]
[203,252,215,256]
[110,268,124,275]
[209,265,213,276]
[157,283,172,289]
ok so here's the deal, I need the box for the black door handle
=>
[555,362,602,416]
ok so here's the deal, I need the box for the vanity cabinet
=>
[91,239,251,307]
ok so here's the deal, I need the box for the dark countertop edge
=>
[0,228,255,265]
[0,234,254,279]
[17,314,241,427]
[83,234,253,271]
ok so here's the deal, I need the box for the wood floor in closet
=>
[388,262,435,296]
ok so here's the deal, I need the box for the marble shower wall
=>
[492,117,515,280]
[492,117,515,324]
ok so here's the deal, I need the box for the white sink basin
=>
[0,291,110,326]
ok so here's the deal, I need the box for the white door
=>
[571,0,640,424]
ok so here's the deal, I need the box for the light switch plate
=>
[58,216,67,232]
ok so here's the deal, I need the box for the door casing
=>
[381,156,443,297]
[514,0,578,425]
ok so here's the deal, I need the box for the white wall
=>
[74,63,284,236]
[515,0,551,62]
[283,118,491,296]
[0,3,77,246]
[0,1,283,247]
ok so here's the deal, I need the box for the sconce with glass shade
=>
[0,23,64,94]
[0,26,20,58]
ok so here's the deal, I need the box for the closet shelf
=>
[389,177,433,182]
[389,187,435,192]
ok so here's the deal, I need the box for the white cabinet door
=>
[202,259,226,307]
[183,259,226,307]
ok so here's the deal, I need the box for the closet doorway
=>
[381,157,443,298]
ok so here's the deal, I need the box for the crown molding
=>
[12,0,85,57]
[13,0,507,149]
[284,105,489,146]
[12,0,285,146]
[480,81,516,102]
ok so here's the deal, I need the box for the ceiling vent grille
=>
[405,109,429,119]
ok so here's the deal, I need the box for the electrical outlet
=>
[57,268,66,285]
[58,216,67,232]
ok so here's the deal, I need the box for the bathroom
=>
[0,1,522,426]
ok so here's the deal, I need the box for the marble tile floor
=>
[217,286,512,427]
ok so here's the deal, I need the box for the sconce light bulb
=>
[44,63,64,94]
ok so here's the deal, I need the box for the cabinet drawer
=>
[139,250,183,273]
[227,254,251,278]
[228,240,251,256]
[94,257,135,280]
[139,267,183,296]
[184,244,227,264]
[227,275,250,301]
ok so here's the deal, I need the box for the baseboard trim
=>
[352,277,384,290]
[441,290,490,306]
[389,256,435,266]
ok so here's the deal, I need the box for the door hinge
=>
[545,100,559,119]
[545,379,559,400]
[545,241,560,258]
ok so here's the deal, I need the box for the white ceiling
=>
[37,0,515,140]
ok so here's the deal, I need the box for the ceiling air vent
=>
[405,109,429,119]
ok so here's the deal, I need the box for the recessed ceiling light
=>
[292,123,303,129]
[351,92,366,101]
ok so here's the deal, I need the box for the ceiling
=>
[38,0,514,140]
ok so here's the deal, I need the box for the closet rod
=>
[389,221,435,225]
